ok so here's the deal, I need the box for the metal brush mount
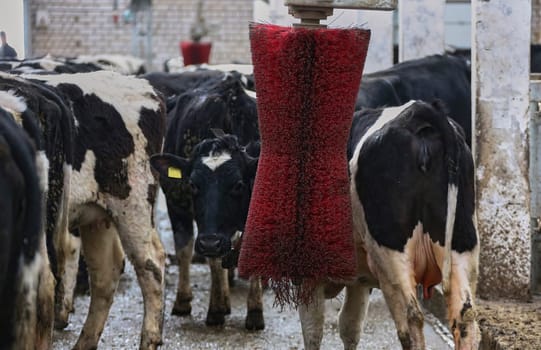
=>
[285,0,397,28]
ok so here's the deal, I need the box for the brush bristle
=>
[238,23,371,306]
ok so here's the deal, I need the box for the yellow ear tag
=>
[167,167,182,179]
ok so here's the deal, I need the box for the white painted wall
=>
[0,0,25,57]
[398,0,446,61]
[253,0,271,23]
[262,1,395,72]
[357,9,394,73]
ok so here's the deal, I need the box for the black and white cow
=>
[32,71,166,350]
[68,54,146,75]
[0,70,166,349]
[0,58,21,72]
[151,134,263,329]
[299,101,479,350]
[4,54,145,75]
[150,75,263,329]
[355,54,472,146]
[0,106,43,350]
[6,55,102,74]
[0,77,68,349]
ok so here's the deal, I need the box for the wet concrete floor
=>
[52,193,453,350]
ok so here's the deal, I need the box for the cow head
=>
[151,134,258,258]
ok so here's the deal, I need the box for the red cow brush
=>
[238,0,396,306]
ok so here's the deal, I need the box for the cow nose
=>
[195,234,228,257]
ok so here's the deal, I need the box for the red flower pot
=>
[180,41,212,66]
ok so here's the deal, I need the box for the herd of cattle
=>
[0,52,478,350]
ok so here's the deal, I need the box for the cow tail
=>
[415,101,461,295]
[442,146,459,296]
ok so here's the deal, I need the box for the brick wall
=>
[534,0,541,43]
[29,0,253,70]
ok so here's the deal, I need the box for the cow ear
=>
[150,153,190,180]
[431,99,450,116]
[211,128,226,138]
[244,154,259,182]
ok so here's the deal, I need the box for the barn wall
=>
[533,0,541,43]
[28,0,253,70]
[398,0,445,61]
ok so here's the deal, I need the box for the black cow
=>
[162,61,255,88]
[151,75,263,329]
[143,70,227,100]
[355,54,472,146]
[143,68,256,116]
[532,44,541,74]
[299,101,479,350]
[447,45,541,74]
[0,106,43,350]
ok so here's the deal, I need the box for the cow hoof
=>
[54,318,69,330]
[139,331,163,350]
[205,312,226,326]
[72,336,98,350]
[172,303,191,316]
[245,309,265,330]
[172,295,192,316]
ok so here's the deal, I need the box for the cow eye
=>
[230,180,245,196]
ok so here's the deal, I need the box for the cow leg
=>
[206,258,230,326]
[172,238,194,316]
[245,276,264,330]
[370,248,424,350]
[35,236,55,350]
[54,232,81,329]
[338,284,370,350]
[73,220,124,350]
[298,284,325,350]
[61,234,81,316]
[116,214,165,350]
[378,277,424,350]
[446,251,480,350]
[53,175,74,330]
[13,247,43,350]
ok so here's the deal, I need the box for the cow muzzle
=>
[195,233,231,258]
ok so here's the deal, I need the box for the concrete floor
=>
[51,191,453,349]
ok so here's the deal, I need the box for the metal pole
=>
[530,76,541,295]
[472,0,532,300]
[23,0,32,57]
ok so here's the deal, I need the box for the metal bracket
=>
[285,0,397,27]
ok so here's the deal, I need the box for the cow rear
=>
[299,100,479,350]
[0,106,43,350]
[349,100,479,349]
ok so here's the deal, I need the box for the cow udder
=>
[410,224,443,299]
